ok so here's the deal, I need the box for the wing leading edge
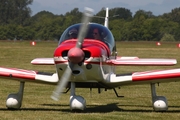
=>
[108,68,180,87]
[0,67,58,84]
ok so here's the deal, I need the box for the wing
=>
[108,68,180,87]
[106,58,177,66]
[0,67,58,84]
[31,58,54,65]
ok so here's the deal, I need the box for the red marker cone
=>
[31,41,36,46]
[156,42,161,46]
[177,43,180,48]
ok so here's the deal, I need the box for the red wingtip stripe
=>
[132,69,180,81]
[0,67,36,80]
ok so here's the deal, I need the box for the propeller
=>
[51,7,94,101]
[76,7,94,48]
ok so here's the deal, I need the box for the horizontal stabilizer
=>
[116,56,139,60]
[106,58,177,66]
[31,58,54,65]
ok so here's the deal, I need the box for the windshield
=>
[59,23,115,51]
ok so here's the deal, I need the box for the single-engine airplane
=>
[1,7,180,112]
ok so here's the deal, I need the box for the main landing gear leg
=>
[6,81,25,109]
[69,82,86,111]
[150,83,168,112]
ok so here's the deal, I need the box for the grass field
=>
[0,41,180,120]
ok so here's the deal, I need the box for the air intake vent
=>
[62,50,68,57]
[84,51,91,59]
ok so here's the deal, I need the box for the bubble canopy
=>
[58,23,115,51]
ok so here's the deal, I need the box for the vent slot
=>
[84,51,91,59]
[62,50,68,57]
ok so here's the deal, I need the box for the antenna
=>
[104,8,109,28]
[93,8,118,28]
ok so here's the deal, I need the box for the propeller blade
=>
[51,65,72,101]
[76,7,94,48]
[51,8,94,101]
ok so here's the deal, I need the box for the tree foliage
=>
[0,0,33,25]
[0,1,180,41]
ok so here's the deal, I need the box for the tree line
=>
[0,0,180,41]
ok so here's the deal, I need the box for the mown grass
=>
[0,41,180,120]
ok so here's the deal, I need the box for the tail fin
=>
[104,8,109,28]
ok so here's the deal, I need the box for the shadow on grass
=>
[0,104,180,113]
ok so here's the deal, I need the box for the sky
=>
[29,0,180,16]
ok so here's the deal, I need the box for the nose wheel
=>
[70,82,86,111]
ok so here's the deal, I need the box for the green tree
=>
[93,7,132,24]
[141,19,161,41]
[162,7,180,23]
[130,10,148,40]
[160,33,175,41]
[110,19,132,41]
[109,7,132,20]
[0,25,8,40]
[134,10,155,19]
[65,8,82,24]
[0,0,33,25]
